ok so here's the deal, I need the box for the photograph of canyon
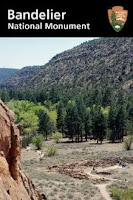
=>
[0,37,133,200]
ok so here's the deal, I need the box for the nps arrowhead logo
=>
[108,6,128,32]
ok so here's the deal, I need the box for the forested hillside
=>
[2,38,133,96]
[1,65,43,88]
[0,68,18,84]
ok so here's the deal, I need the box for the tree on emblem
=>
[111,11,116,23]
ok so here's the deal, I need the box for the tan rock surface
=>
[0,100,45,200]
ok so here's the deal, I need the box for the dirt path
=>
[84,165,119,182]
[96,184,112,200]
[84,165,121,200]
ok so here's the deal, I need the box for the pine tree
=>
[102,87,113,107]
[0,88,9,102]
[92,89,103,105]
[65,104,83,142]
[115,91,128,142]
[65,104,74,141]
[38,110,52,140]
[8,89,18,100]
[76,98,86,142]
[116,104,128,142]
[57,102,66,134]
[92,105,107,144]
[49,87,59,103]
[85,111,92,141]
[108,101,118,142]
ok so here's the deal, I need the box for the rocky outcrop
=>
[0,100,46,200]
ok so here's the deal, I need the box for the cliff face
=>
[0,100,45,200]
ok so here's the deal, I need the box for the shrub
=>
[22,136,32,148]
[52,132,63,143]
[46,146,58,156]
[32,135,44,150]
[124,136,133,151]
[111,188,122,200]
[111,188,133,200]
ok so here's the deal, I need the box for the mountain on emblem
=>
[108,6,128,32]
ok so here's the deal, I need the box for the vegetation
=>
[124,136,133,151]
[1,86,132,145]
[32,135,44,150]
[52,132,63,143]
[22,138,133,200]
[0,39,132,146]
[7,100,39,135]
[46,146,58,156]
[38,110,54,140]
[0,68,18,84]
[91,105,107,144]
[22,136,33,148]
[0,37,133,200]
[1,38,132,98]
[6,100,57,138]
[57,102,66,134]
[111,188,133,200]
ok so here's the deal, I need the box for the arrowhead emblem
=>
[108,6,128,32]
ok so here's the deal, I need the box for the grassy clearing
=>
[22,139,133,200]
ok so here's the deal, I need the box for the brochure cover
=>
[0,1,132,200]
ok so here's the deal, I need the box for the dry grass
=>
[21,138,133,200]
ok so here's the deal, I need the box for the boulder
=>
[0,100,46,200]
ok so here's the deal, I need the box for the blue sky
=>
[0,37,97,69]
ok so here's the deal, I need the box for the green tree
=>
[116,104,128,142]
[92,89,103,105]
[108,101,118,142]
[49,87,59,103]
[44,100,52,111]
[32,135,44,150]
[0,88,9,102]
[76,98,86,142]
[7,100,38,135]
[92,105,107,144]
[38,110,53,140]
[20,112,38,135]
[65,104,76,142]
[57,102,66,134]
[65,104,83,142]
[124,136,133,151]
[8,89,18,100]
[102,87,113,107]
[52,132,63,143]
[127,97,133,133]
[85,111,92,141]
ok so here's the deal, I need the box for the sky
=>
[0,37,97,69]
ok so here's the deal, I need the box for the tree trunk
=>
[85,132,88,141]
[81,134,83,142]
[100,132,103,144]
[72,134,73,142]
[77,134,79,142]
[45,133,48,141]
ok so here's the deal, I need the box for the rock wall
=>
[0,100,46,200]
